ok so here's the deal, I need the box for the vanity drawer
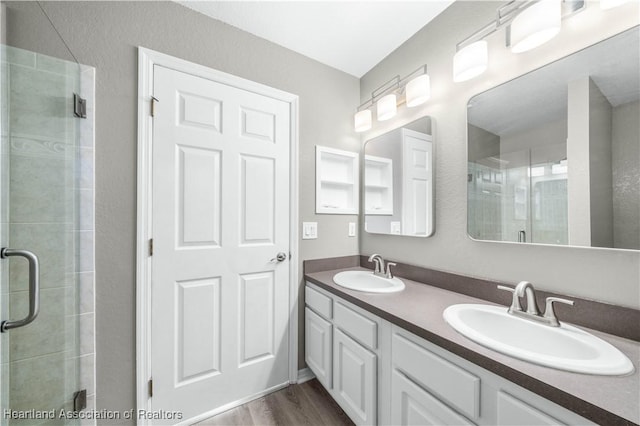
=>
[393,332,480,420]
[391,369,474,426]
[334,301,377,350]
[497,391,563,425]
[305,285,333,319]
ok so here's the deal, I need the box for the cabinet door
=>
[391,369,474,426]
[333,329,377,425]
[305,307,332,389]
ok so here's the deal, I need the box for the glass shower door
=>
[501,149,532,243]
[529,143,568,245]
[501,145,568,245]
[1,44,83,425]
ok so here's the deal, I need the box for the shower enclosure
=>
[468,143,568,245]
[0,39,95,425]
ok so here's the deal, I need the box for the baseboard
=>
[175,370,315,425]
[177,382,289,426]
[297,367,315,384]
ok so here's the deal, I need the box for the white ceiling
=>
[468,26,640,137]
[176,1,454,77]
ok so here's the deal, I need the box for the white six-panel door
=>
[402,129,433,237]
[150,65,290,422]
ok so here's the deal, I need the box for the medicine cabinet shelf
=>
[316,146,359,214]
[365,155,393,215]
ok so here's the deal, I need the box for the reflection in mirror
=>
[364,117,434,237]
[467,26,639,250]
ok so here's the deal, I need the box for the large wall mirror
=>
[364,117,434,237]
[467,26,639,250]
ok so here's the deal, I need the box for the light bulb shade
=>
[510,0,561,53]
[377,94,397,121]
[453,40,488,82]
[600,0,630,9]
[354,109,372,132]
[405,74,431,107]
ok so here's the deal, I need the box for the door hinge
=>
[148,378,153,397]
[73,389,87,412]
[151,96,159,117]
[149,238,153,256]
[73,93,87,119]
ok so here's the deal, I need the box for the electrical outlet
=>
[390,221,401,235]
[302,222,318,239]
[348,222,356,237]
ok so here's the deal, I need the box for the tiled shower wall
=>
[0,46,95,425]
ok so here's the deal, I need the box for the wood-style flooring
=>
[195,379,354,426]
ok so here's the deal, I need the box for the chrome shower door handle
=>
[1,248,40,332]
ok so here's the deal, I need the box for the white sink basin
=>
[333,270,405,293]
[443,304,634,376]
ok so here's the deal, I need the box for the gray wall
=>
[567,76,592,246]
[4,1,360,420]
[360,1,640,308]
[612,101,640,249]
[468,124,499,162]
[588,79,614,248]
[500,118,567,158]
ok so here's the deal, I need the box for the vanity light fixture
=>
[354,64,430,132]
[354,109,372,132]
[509,0,562,53]
[453,40,488,82]
[377,94,397,121]
[405,73,431,107]
[452,0,585,82]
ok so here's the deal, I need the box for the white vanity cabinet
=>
[391,330,479,425]
[305,307,332,388]
[390,327,595,426]
[305,285,333,388]
[391,369,474,425]
[305,282,390,426]
[305,282,595,426]
[333,328,377,424]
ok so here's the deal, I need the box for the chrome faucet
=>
[498,281,574,327]
[368,254,384,275]
[367,254,397,279]
[514,281,540,316]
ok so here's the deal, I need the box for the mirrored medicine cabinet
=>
[467,26,639,250]
[364,117,434,237]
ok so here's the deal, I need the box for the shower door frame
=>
[0,41,96,421]
[135,47,300,425]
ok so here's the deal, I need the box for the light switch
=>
[302,222,318,239]
[348,222,356,237]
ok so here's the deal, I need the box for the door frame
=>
[135,47,300,422]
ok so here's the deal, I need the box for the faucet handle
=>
[543,297,574,326]
[385,262,397,279]
[497,285,514,294]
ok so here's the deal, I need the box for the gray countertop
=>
[305,267,640,425]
